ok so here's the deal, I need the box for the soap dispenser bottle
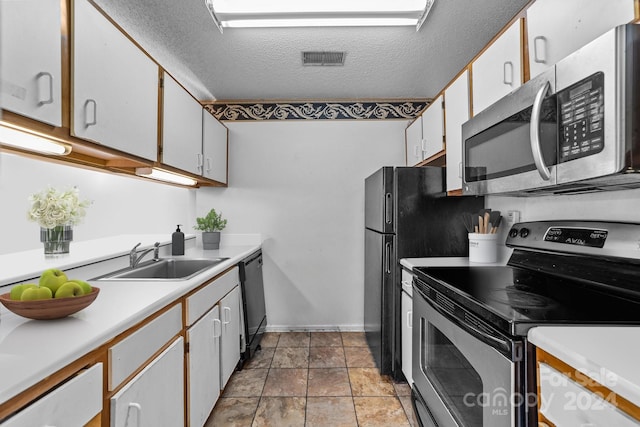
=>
[172,225,185,255]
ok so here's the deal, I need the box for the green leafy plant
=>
[194,209,227,232]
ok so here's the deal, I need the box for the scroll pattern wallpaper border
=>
[204,100,429,121]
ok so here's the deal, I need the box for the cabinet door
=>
[187,305,221,427]
[2,364,102,427]
[405,116,423,166]
[72,0,158,161]
[472,19,522,115]
[111,337,184,427]
[0,0,62,126]
[421,95,444,160]
[527,0,636,79]
[538,363,640,427]
[162,72,203,176]
[401,290,413,385]
[220,286,241,388]
[444,70,470,192]
[202,109,228,184]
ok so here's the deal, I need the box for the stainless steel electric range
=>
[410,220,640,427]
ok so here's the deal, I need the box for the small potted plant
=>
[194,209,227,250]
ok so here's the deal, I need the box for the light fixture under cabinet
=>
[135,167,198,186]
[205,0,435,32]
[0,123,71,156]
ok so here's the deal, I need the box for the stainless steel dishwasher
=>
[239,249,266,366]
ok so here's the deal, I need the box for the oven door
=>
[412,285,522,427]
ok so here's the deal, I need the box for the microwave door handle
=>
[530,81,552,181]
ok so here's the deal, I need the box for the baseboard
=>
[265,324,365,333]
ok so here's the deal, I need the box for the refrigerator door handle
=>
[384,193,393,225]
[385,242,392,274]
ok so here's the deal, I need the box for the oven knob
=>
[519,228,530,238]
[509,228,519,238]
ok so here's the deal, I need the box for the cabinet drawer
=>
[186,267,239,326]
[539,362,640,427]
[2,363,102,426]
[109,304,182,390]
[111,337,185,427]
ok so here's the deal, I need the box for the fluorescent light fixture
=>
[0,123,71,155]
[135,167,198,186]
[205,0,435,32]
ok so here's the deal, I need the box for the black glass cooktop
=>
[413,264,640,336]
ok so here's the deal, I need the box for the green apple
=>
[9,284,38,301]
[21,286,53,301]
[55,282,84,298]
[67,279,92,295]
[39,269,68,295]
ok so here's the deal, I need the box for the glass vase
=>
[40,225,73,255]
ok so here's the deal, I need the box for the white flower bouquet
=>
[27,186,91,229]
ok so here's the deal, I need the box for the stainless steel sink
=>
[94,258,229,281]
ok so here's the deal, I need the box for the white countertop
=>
[0,234,261,406]
[400,256,505,270]
[529,326,640,408]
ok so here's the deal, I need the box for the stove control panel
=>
[505,220,640,260]
[543,227,608,248]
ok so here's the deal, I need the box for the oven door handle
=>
[418,287,516,359]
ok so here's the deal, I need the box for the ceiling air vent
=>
[302,51,345,66]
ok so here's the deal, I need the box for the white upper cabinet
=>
[444,70,470,193]
[0,0,62,126]
[405,116,423,166]
[421,95,444,160]
[472,19,522,115]
[72,0,158,161]
[527,0,636,79]
[202,109,228,184]
[162,72,204,176]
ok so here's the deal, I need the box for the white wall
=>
[196,120,407,331]
[0,152,195,254]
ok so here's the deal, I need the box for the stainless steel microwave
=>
[462,24,640,196]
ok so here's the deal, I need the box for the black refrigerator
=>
[364,166,484,379]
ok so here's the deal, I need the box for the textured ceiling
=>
[91,0,531,102]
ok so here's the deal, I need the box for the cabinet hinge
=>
[160,75,164,88]
[441,99,445,109]
[185,342,189,353]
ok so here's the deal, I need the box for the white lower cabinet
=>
[401,269,413,384]
[220,286,241,388]
[110,337,185,427]
[538,362,640,427]
[187,305,221,427]
[1,363,102,426]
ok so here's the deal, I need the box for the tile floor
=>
[205,331,418,427]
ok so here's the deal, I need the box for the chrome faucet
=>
[130,242,160,268]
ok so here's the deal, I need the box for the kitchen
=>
[1,0,640,426]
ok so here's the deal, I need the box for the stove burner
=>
[488,286,556,309]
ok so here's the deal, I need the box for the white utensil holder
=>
[468,233,498,263]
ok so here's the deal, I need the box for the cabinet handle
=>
[407,310,412,329]
[533,36,547,64]
[223,306,231,325]
[84,99,97,127]
[196,153,204,172]
[213,318,222,338]
[206,158,212,172]
[128,402,143,427]
[36,72,54,106]
[503,61,514,85]
[458,161,462,179]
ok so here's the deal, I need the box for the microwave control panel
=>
[557,72,605,162]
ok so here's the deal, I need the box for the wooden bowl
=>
[0,287,100,320]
